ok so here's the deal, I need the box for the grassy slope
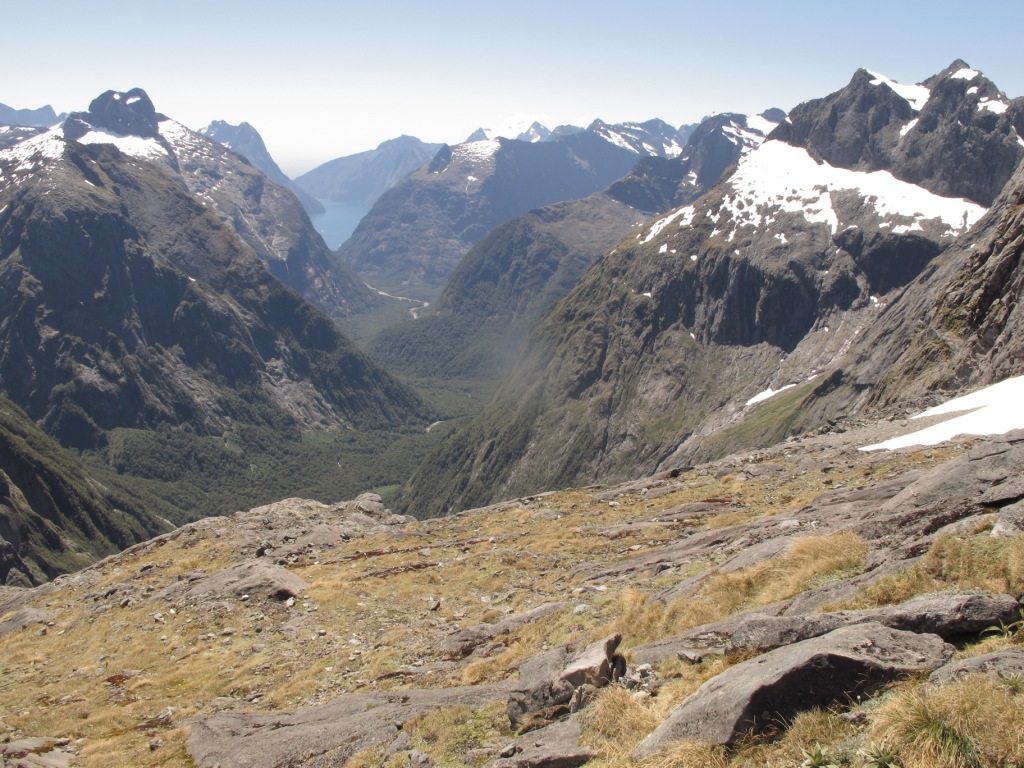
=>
[1,432,1020,767]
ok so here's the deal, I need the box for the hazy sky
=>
[4,0,1023,176]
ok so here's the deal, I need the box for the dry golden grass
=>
[405,703,511,767]
[0,440,958,767]
[838,534,1024,610]
[869,674,1024,768]
[609,532,868,646]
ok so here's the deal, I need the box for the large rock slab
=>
[930,648,1024,685]
[188,684,510,768]
[489,716,596,768]
[630,592,1019,665]
[730,592,1021,652]
[186,561,308,601]
[632,623,953,756]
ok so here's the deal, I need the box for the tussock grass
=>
[841,534,1024,609]
[869,674,1024,768]
[406,703,511,767]
[611,532,868,645]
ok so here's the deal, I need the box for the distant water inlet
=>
[309,199,371,249]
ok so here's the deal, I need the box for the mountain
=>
[199,119,325,216]
[62,89,374,319]
[294,135,443,209]
[0,103,63,127]
[0,394,167,587]
[0,116,432,525]
[367,111,783,382]
[337,120,696,289]
[399,61,1024,517]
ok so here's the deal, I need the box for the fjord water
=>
[310,199,371,248]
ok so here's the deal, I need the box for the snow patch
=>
[77,128,168,160]
[720,141,986,238]
[643,205,695,243]
[950,67,981,81]
[900,118,919,138]
[746,383,797,406]
[861,376,1024,451]
[978,98,1008,115]
[866,70,930,111]
[745,113,783,136]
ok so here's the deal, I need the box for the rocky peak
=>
[775,61,1024,205]
[63,88,162,141]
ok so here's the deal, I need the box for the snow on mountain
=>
[587,118,688,157]
[467,114,552,143]
[862,376,1024,451]
[865,70,932,111]
[717,139,986,239]
[76,126,169,161]
[0,129,67,195]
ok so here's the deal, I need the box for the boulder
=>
[440,603,569,659]
[489,716,596,768]
[632,623,953,756]
[187,561,308,601]
[508,635,624,730]
[929,648,1024,685]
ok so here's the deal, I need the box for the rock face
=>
[199,119,324,216]
[403,61,1024,517]
[632,623,953,755]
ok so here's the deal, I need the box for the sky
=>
[4,0,1024,177]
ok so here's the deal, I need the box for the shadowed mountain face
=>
[0,394,167,587]
[399,62,1024,518]
[62,89,374,320]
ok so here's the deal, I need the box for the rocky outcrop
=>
[632,623,953,755]
[631,592,1020,664]
[440,602,570,659]
[489,717,595,768]
[507,634,625,731]
[930,648,1024,684]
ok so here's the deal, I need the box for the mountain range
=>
[336,119,698,289]
[367,111,784,382]
[399,60,1024,517]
